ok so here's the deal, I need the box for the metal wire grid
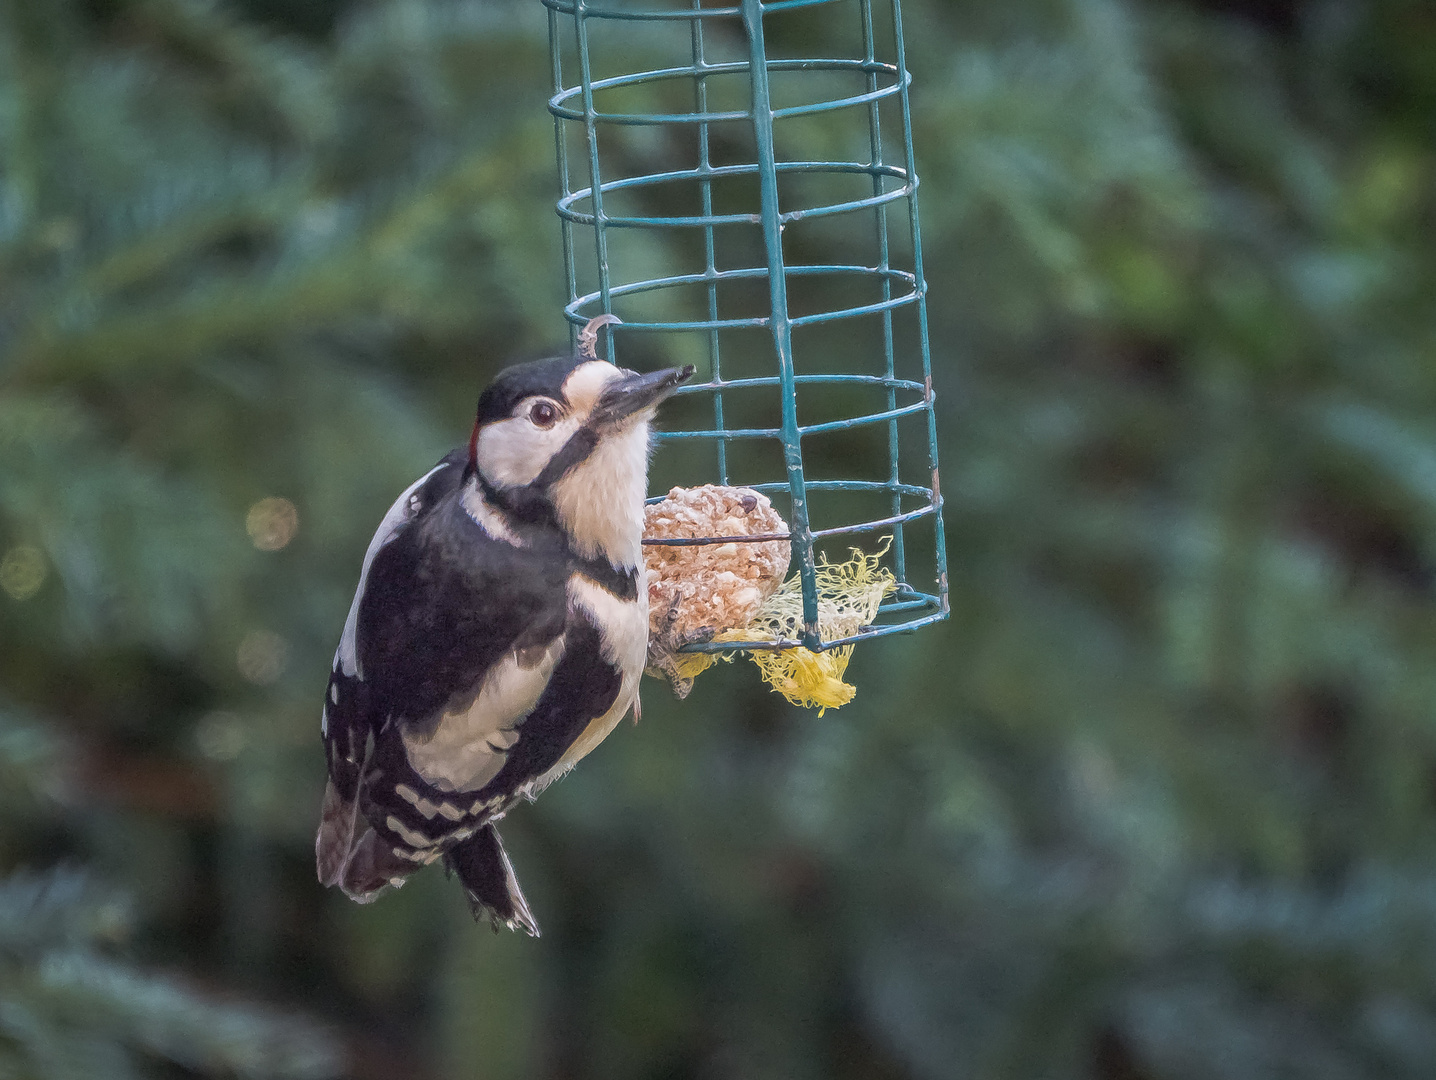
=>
[545,0,947,653]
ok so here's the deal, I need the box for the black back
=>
[358,509,568,731]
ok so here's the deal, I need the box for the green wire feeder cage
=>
[546,0,947,707]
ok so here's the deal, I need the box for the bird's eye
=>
[529,401,559,428]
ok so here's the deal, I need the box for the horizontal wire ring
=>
[550,58,907,126]
[558,161,913,230]
[543,0,846,19]
[564,264,921,331]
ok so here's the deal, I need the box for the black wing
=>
[319,453,630,898]
[321,450,468,798]
[356,600,623,858]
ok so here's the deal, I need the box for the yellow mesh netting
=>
[669,540,895,713]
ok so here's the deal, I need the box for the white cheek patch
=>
[401,637,566,792]
[476,414,582,488]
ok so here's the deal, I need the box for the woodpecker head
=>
[467,355,694,565]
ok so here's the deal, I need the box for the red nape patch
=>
[467,420,480,472]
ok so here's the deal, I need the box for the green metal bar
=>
[642,500,940,545]
[677,605,948,655]
[742,0,820,650]
[543,0,841,18]
[890,0,948,611]
[557,161,912,229]
[690,1,727,483]
[650,479,934,498]
[672,373,928,391]
[548,58,905,125]
[654,398,928,441]
[744,479,934,494]
[860,0,906,583]
[548,6,579,352]
[564,263,921,334]
[571,0,616,359]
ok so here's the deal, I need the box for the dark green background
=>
[3,0,1436,1078]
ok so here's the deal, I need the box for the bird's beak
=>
[591,365,695,428]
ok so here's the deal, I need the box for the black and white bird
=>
[316,342,693,935]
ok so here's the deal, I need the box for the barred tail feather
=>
[444,824,540,937]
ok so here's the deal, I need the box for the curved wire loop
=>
[549,0,948,654]
[577,313,623,359]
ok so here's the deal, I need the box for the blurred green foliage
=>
[2,0,1436,1078]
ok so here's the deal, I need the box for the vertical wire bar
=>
[741,0,821,649]
[859,0,905,583]
[572,0,616,360]
[549,8,579,352]
[890,0,948,609]
[691,1,727,483]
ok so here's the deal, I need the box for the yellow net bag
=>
[666,540,896,713]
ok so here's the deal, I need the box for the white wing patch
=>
[475,412,582,487]
[336,462,448,680]
[400,637,567,793]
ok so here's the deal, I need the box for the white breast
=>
[401,637,566,792]
[548,421,650,568]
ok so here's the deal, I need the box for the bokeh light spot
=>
[194,711,247,761]
[246,497,299,552]
[0,545,48,601]
[237,630,289,685]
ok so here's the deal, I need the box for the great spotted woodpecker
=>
[316,346,694,934]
